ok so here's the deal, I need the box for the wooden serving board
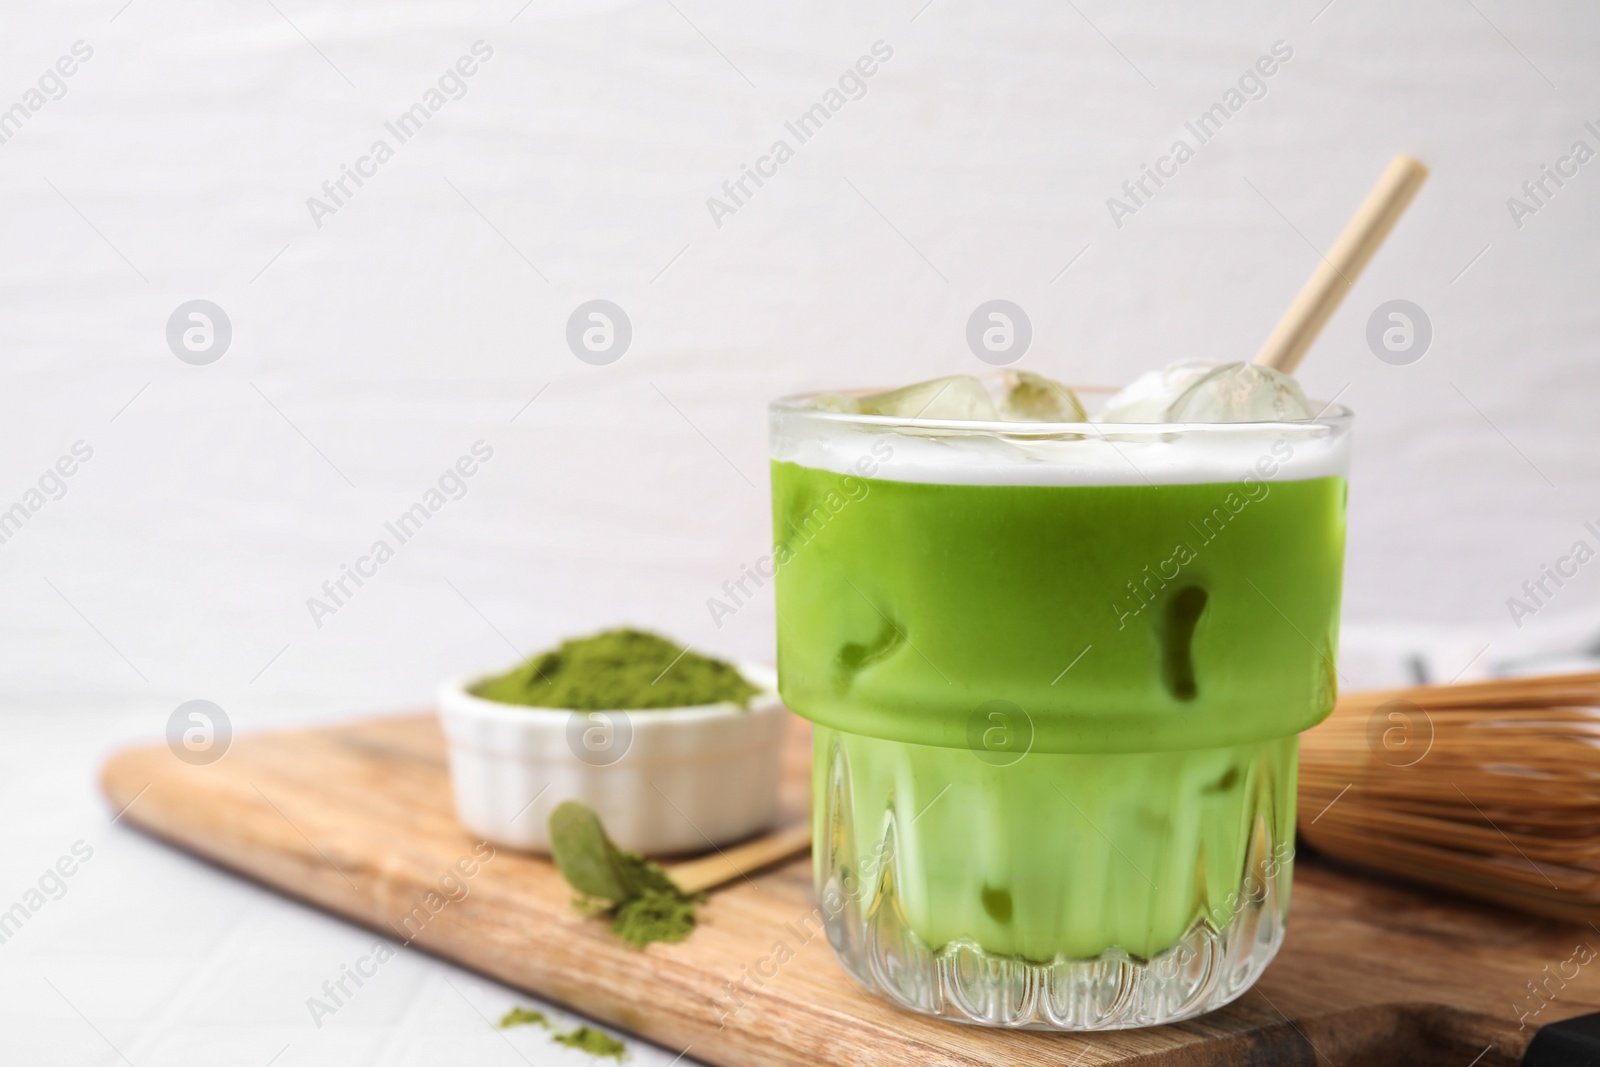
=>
[101,712,1597,1067]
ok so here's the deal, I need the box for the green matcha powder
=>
[473,631,735,950]
[471,628,759,710]
[498,1007,628,1061]
[548,800,701,949]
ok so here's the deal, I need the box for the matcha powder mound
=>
[549,800,702,950]
[471,628,759,710]
[613,886,697,949]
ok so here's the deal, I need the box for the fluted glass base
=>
[813,727,1296,1030]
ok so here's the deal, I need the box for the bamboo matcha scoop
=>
[1253,155,1428,374]
[549,800,811,948]
[550,801,809,897]
[666,822,813,893]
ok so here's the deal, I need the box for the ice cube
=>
[847,376,1000,421]
[995,371,1087,422]
[1095,361,1216,423]
[1167,363,1314,422]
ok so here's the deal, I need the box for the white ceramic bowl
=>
[437,663,790,854]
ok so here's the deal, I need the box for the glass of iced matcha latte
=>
[769,366,1350,1030]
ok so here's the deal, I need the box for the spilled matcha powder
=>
[471,628,759,710]
[555,1026,628,1060]
[549,800,700,949]
[498,1006,627,1061]
[497,1007,549,1029]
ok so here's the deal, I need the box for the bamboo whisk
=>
[1299,672,1600,923]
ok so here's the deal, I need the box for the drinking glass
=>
[769,384,1351,1030]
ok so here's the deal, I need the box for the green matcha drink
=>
[769,372,1350,1030]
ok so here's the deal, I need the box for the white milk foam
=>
[771,411,1351,487]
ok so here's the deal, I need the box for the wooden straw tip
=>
[1392,155,1430,181]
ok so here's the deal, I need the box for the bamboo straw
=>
[1300,672,1600,922]
[1254,155,1429,374]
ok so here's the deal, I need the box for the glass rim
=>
[770,384,1353,437]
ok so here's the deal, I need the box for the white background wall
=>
[2,0,1598,1062]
